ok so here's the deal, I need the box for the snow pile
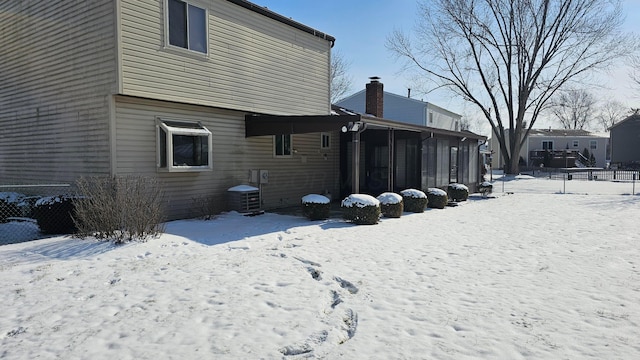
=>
[400,188,426,198]
[448,183,469,191]
[301,194,330,204]
[427,188,447,196]
[340,194,379,208]
[376,192,402,204]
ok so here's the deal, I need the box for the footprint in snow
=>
[335,277,359,294]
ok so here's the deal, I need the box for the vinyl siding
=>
[0,1,117,184]
[611,119,640,163]
[115,96,339,220]
[119,0,331,116]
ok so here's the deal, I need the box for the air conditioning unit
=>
[227,185,261,213]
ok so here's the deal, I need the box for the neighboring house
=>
[490,129,609,169]
[609,113,640,168]
[335,81,462,131]
[329,79,486,195]
[1,0,338,219]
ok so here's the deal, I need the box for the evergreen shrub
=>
[426,188,448,209]
[377,192,403,218]
[33,195,78,234]
[447,183,469,202]
[301,194,331,220]
[341,194,380,225]
[400,189,428,213]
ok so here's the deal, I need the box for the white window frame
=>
[274,134,292,157]
[590,140,597,150]
[572,140,579,147]
[542,140,554,150]
[320,132,331,150]
[164,0,209,55]
[156,118,213,172]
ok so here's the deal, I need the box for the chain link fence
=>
[0,184,74,246]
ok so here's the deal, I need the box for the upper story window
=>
[274,134,292,157]
[542,140,553,150]
[590,140,597,150]
[573,140,579,147]
[157,119,212,172]
[167,0,207,54]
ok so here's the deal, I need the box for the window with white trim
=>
[572,140,579,147]
[274,134,292,157]
[166,0,207,54]
[157,119,212,171]
[321,133,331,149]
[590,140,597,150]
[542,140,553,150]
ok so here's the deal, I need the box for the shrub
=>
[301,194,331,220]
[478,182,493,197]
[400,189,428,213]
[73,176,166,243]
[33,195,78,234]
[426,188,448,209]
[0,192,25,222]
[447,183,469,202]
[376,192,403,218]
[341,194,380,225]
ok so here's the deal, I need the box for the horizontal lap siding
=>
[119,0,331,115]
[0,1,117,184]
[115,96,339,220]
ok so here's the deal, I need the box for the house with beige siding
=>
[1,0,339,219]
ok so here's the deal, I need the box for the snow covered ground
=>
[1,176,639,359]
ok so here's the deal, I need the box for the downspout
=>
[388,129,394,191]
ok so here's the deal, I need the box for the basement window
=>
[157,119,212,172]
[166,0,208,54]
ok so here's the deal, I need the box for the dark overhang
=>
[245,113,487,141]
[226,0,336,47]
[245,114,359,137]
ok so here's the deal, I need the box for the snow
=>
[400,188,427,198]
[340,194,380,208]
[1,177,640,359]
[301,194,330,204]
[376,192,402,204]
[448,183,469,191]
[427,187,447,196]
[0,192,23,204]
[227,185,259,192]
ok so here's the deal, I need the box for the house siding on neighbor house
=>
[610,114,640,165]
[119,0,331,115]
[490,129,608,169]
[336,90,461,131]
[0,0,117,184]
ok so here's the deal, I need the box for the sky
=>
[254,0,640,134]
[1,175,640,358]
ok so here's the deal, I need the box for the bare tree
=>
[596,100,627,131]
[387,0,630,174]
[549,89,596,130]
[330,50,354,103]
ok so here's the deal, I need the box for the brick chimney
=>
[365,76,383,117]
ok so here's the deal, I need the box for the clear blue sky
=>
[254,0,640,132]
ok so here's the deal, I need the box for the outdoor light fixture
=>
[342,121,366,133]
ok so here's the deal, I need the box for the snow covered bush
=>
[478,182,493,197]
[0,192,25,222]
[341,194,380,225]
[426,188,448,209]
[301,194,331,220]
[377,192,403,218]
[447,183,469,202]
[33,195,78,234]
[400,189,428,213]
[73,176,165,243]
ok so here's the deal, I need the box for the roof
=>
[527,129,606,138]
[609,113,640,130]
[336,89,461,118]
[226,0,335,46]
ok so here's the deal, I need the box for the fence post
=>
[634,172,637,195]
